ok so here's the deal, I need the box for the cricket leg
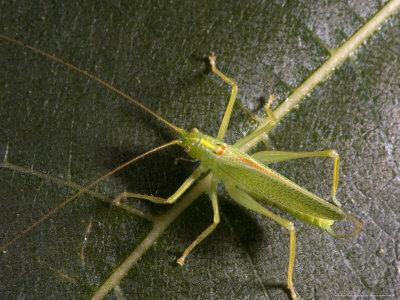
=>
[113,167,204,205]
[177,177,220,265]
[225,184,300,300]
[251,149,341,207]
[209,53,238,140]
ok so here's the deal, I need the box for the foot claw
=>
[177,256,185,265]
[265,94,277,122]
[288,284,301,300]
[209,52,216,69]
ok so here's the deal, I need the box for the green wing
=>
[212,146,345,221]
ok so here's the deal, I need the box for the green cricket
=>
[1,35,362,300]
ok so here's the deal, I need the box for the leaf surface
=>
[1,1,399,299]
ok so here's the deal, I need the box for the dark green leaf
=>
[1,1,399,299]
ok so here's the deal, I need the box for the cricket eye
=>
[214,144,226,155]
[191,128,199,133]
[184,145,191,153]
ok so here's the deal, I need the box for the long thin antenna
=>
[0,34,184,134]
[1,140,179,251]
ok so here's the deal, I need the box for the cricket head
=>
[177,128,227,166]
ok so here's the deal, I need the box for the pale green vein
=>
[0,162,156,222]
[91,1,400,299]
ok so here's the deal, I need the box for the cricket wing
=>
[213,147,346,221]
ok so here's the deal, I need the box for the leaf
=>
[1,1,399,299]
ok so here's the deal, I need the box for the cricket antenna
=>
[0,34,184,134]
[0,140,179,252]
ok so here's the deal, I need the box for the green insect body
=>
[179,129,342,232]
[1,35,362,300]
